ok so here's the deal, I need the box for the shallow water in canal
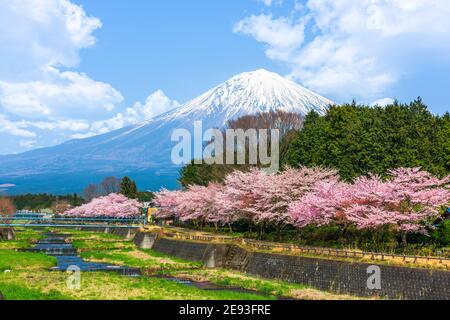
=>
[22,231,281,298]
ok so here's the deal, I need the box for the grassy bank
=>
[64,229,363,300]
[0,238,271,300]
[0,229,47,250]
[0,269,273,300]
[0,228,361,300]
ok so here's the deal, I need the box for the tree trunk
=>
[276,224,286,241]
[341,224,349,238]
[401,233,408,247]
[258,223,264,240]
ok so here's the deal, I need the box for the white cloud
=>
[0,1,182,152]
[0,0,126,152]
[75,90,180,138]
[257,0,283,6]
[235,0,450,101]
[234,14,306,61]
[0,115,36,138]
[126,90,181,122]
[0,0,122,120]
[371,98,395,107]
[0,67,123,119]
[69,132,97,140]
[0,0,101,78]
[23,119,90,132]
[19,140,37,149]
[0,184,16,188]
[0,89,179,147]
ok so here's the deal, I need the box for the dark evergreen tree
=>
[137,191,155,202]
[120,177,138,199]
[179,161,245,187]
[281,98,449,180]
[11,193,85,210]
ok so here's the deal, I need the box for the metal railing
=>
[0,215,146,229]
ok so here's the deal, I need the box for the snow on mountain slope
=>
[157,69,332,128]
[0,69,334,193]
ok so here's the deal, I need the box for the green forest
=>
[282,98,449,180]
[10,193,84,211]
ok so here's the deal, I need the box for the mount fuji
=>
[0,69,333,194]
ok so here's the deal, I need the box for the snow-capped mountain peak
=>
[159,69,334,128]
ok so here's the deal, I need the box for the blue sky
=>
[0,0,449,155]
[76,0,284,104]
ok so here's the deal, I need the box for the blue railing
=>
[0,215,145,228]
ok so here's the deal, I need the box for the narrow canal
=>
[22,230,281,298]
[22,232,140,275]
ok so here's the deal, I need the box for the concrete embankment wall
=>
[82,228,450,300]
[244,251,449,300]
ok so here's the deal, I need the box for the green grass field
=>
[0,228,358,300]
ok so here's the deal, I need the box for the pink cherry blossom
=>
[155,166,338,227]
[290,168,450,233]
[154,167,449,235]
[64,193,142,218]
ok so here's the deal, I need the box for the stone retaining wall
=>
[79,227,137,240]
[243,252,449,300]
[150,235,450,299]
[85,228,450,300]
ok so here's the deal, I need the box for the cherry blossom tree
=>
[217,169,267,224]
[257,167,338,227]
[155,185,232,228]
[217,167,338,229]
[64,193,142,218]
[347,169,450,234]
[289,168,450,244]
[155,166,449,244]
[0,197,15,216]
[155,167,338,232]
[0,197,16,240]
[289,179,353,228]
[153,189,184,219]
[174,185,220,223]
[155,170,267,227]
